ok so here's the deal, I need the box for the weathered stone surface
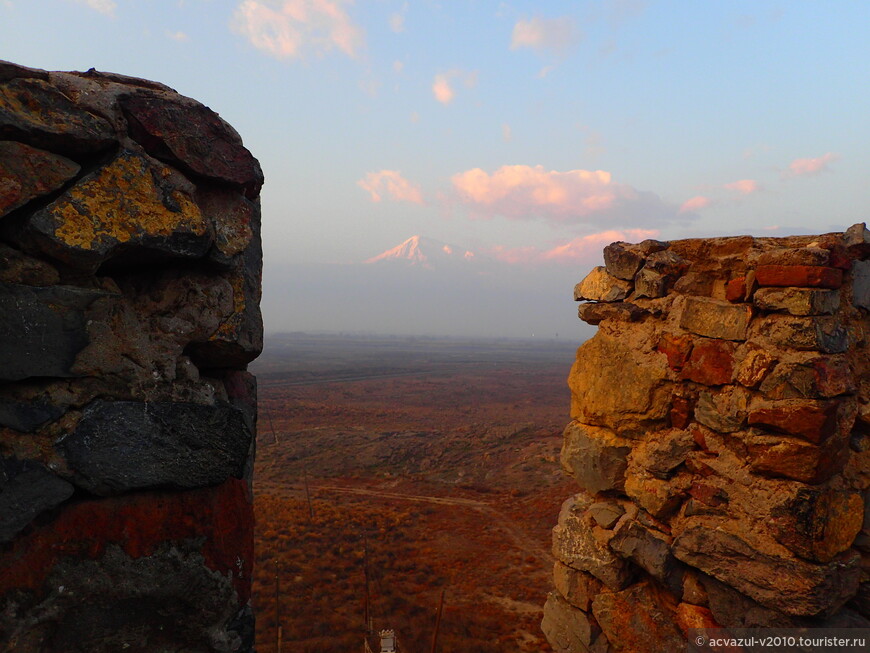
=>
[588,501,625,530]
[753,314,848,353]
[197,187,256,263]
[591,581,684,652]
[0,141,79,218]
[119,92,264,199]
[569,332,670,437]
[681,297,752,341]
[759,357,854,399]
[745,432,848,484]
[0,60,50,82]
[657,333,693,371]
[561,422,632,494]
[630,429,695,479]
[673,525,860,616]
[694,387,748,433]
[675,603,719,635]
[542,592,608,653]
[733,343,776,388]
[756,247,831,267]
[0,456,74,543]
[574,266,632,302]
[577,301,646,325]
[0,242,59,286]
[699,574,799,628]
[725,276,747,302]
[0,399,63,432]
[0,77,116,154]
[553,494,635,590]
[20,150,210,270]
[755,264,843,289]
[754,287,840,315]
[634,250,689,299]
[851,260,870,310]
[0,479,254,650]
[603,241,645,281]
[624,472,687,519]
[609,518,681,592]
[57,400,252,495]
[843,222,870,256]
[748,399,842,444]
[0,282,110,381]
[681,338,735,385]
[770,488,864,563]
[553,562,603,611]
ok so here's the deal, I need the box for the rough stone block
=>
[561,422,632,494]
[542,591,608,653]
[733,343,776,388]
[57,399,252,495]
[0,141,80,218]
[552,493,635,590]
[753,315,848,353]
[0,282,110,381]
[745,432,849,484]
[119,92,264,199]
[630,428,695,479]
[634,250,689,299]
[0,456,74,543]
[574,266,632,302]
[624,472,687,519]
[755,265,843,289]
[0,77,116,154]
[694,387,748,433]
[577,301,646,325]
[759,357,854,399]
[657,333,693,371]
[681,338,735,385]
[756,247,831,267]
[553,562,603,611]
[609,518,681,592]
[748,399,842,444]
[754,287,840,315]
[20,150,211,271]
[681,297,752,341]
[851,260,870,311]
[603,241,645,281]
[675,603,719,635]
[673,524,860,616]
[591,581,684,652]
[0,399,64,432]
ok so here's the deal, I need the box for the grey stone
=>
[588,501,625,530]
[694,388,748,433]
[577,302,646,326]
[851,260,870,311]
[844,222,870,256]
[753,287,840,316]
[542,591,608,653]
[553,493,635,590]
[609,519,682,593]
[0,282,110,382]
[699,574,800,628]
[561,423,631,494]
[603,241,644,281]
[630,428,695,479]
[56,400,252,495]
[0,456,74,543]
[753,315,848,353]
[673,524,860,616]
[553,562,602,611]
[681,296,752,341]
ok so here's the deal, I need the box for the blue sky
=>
[2,1,869,334]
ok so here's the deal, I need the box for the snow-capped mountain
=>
[364,235,478,269]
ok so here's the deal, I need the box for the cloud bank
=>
[787,152,838,177]
[357,170,423,204]
[231,0,364,60]
[510,15,581,56]
[486,228,660,265]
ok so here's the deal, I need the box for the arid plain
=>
[249,333,580,652]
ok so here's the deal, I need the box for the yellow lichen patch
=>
[49,152,205,253]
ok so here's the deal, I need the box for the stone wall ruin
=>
[543,229,869,651]
[0,60,262,652]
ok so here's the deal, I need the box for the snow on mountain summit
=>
[364,235,477,268]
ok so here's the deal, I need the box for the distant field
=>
[250,333,579,652]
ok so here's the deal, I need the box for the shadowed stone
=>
[120,92,264,199]
[0,399,64,432]
[0,282,110,381]
[0,456,74,543]
[542,592,608,653]
[577,301,646,325]
[603,241,645,280]
[851,260,870,310]
[561,422,631,494]
[57,400,252,496]
[0,77,115,155]
[0,141,80,218]
[609,518,682,592]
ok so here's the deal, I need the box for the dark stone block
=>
[0,456,74,543]
[0,78,116,155]
[57,400,253,495]
[119,92,264,199]
[0,282,110,381]
[0,60,50,82]
[0,399,64,432]
[0,141,80,219]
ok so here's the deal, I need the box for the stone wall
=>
[0,60,263,652]
[543,229,869,651]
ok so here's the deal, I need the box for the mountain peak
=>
[365,235,477,268]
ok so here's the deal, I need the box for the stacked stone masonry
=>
[543,229,870,652]
[0,60,263,652]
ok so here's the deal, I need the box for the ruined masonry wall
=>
[0,60,263,652]
[543,229,870,651]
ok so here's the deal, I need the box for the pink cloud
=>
[724,179,760,195]
[679,195,711,213]
[451,164,684,226]
[432,70,478,105]
[357,170,423,204]
[510,16,581,56]
[787,152,838,177]
[231,0,364,60]
[76,0,116,16]
[486,229,660,265]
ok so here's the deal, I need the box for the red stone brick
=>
[748,400,840,444]
[725,276,746,302]
[670,395,694,429]
[755,265,843,289]
[681,339,735,385]
[658,333,693,371]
